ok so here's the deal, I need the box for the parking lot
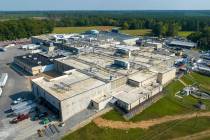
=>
[0,47,48,140]
[0,46,103,140]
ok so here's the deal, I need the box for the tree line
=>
[0,19,54,41]
[0,11,210,50]
[55,15,210,37]
[188,28,210,50]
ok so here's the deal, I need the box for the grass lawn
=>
[53,27,194,38]
[190,72,210,91]
[120,29,152,36]
[181,74,195,85]
[181,72,210,91]
[178,31,194,37]
[102,109,125,121]
[62,117,210,140]
[53,26,114,34]
[121,30,194,37]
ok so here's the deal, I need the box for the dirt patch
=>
[94,112,210,129]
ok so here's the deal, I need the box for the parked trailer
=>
[13,103,37,115]
[0,73,8,87]
[0,88,2,96]
[11,100,34,111]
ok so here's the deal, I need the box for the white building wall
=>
[158,68,176,85]
[98,98,111,110]
[123,38,139,46]
[150,86,163,96]
[130,100,140,110]
[32,82,60,110]
[93,97,113,110]
[60,83,111,121]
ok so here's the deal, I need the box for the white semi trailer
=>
[0,88,2,96]
[13,103,37,115]
[11,100,34,111]
[0,73,8,87]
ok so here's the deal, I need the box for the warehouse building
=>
[167,40,197,49]
[32,70,111,121]
[14,53,65,75]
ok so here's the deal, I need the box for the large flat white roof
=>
[129,71,157,83]
[149,66,176,74]
[113,86,148,104]
[57,58,90,70]
[32,71,106,101]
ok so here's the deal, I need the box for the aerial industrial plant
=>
[22,30,177,121]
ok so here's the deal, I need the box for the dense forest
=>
[0,19,54,40]
[188,28,210,50]
[0,11,210,49]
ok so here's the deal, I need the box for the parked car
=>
[41,117,50,125]
[10,114,29,124]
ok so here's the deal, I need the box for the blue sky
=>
[0,0,210,11]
